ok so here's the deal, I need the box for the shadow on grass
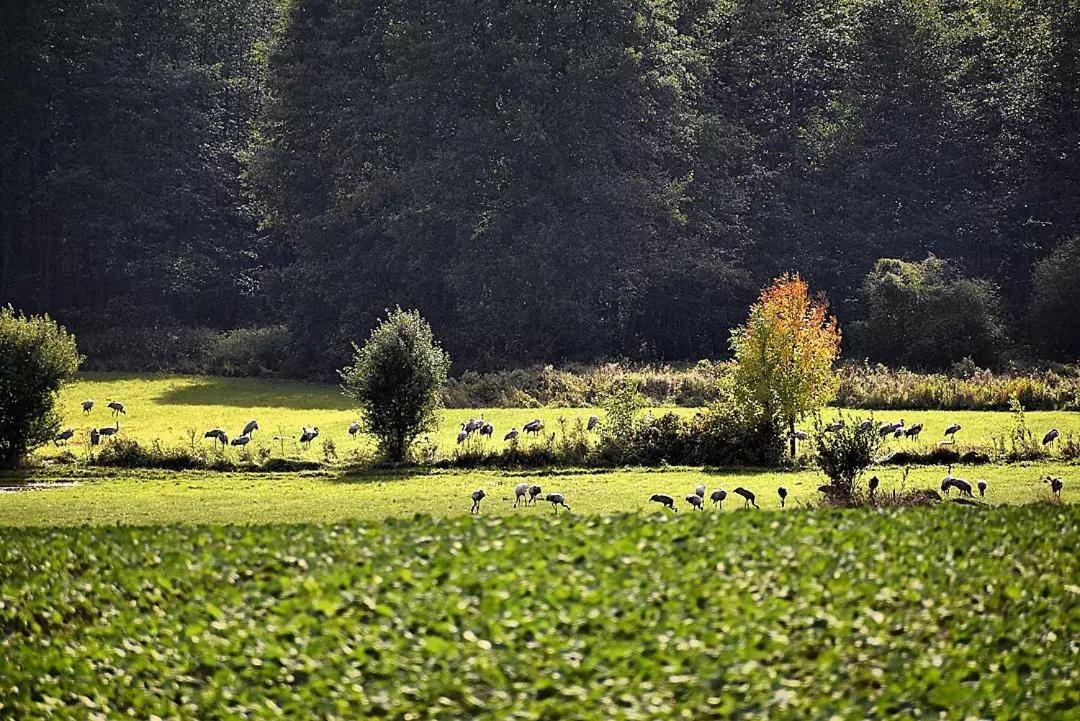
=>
[329,466,440,485]
[153,376,352,411]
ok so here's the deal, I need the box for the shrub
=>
[340,308,451,463]
[811,413,881,502]
[1028,236,1080,361]
[595,377,645,463]
[0,307,82,468]
[730,275,841,457]
[849,257,1010,370]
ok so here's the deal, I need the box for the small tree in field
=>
[0,307,82,468]
[340,308,450,463]
[730,275,842,457]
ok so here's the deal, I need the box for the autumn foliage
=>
[730,275,842,455]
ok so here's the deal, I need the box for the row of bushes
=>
[446,410,784,470]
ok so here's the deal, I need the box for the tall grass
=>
[443,361,1080,411]
[834,363,1080,411]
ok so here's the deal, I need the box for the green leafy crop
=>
[1,506,1077,719]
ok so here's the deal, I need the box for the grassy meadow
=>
[3,461,1076,527]
[0,373,1074,527]
[40,373,1080,462]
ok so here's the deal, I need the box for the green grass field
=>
[43,373,1080,461]
[0,372,1073,528]
[2,507,1077,719]
[1,462,1076,527]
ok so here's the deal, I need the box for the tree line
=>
[3,0,1079,376]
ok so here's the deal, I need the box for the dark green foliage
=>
[850,258,1010,369]
[5,0,1080,370]
[812,413,882,501]
[0,0,281,330]
[1028,237,1080,361]
[2,507,1077,717]
[340,309,451,463]
[0,308,82,468]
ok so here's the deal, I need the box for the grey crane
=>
[977,480,987,498]
[824,420,845,433]
[879,420,903,437]
[231,434,251,447]
[107,401,126,417]
[587,415,601,431]
[470,489,486,514]
[204,428,226,443]
[650,493,677,512]
[299,427,319,448]
[90,428,101,446]
[685,494,704,511]
[733,487,758,509]
[1042,428,1060,447]
[857,420,875,432]
[868,475,880,497]
[479,422,494,439]
[99,421,120,439]
[54,428,75,446]
[940,464,955,494]
[243,420,259,437]
[504,427,519,442]
[1045,476,1064,496]
[694,484,706,499]
[545,492,570,514]
[523,419,544,436]
[348,421,361,438]
[456,425,469,445]
[710,489,727,508]
[778,486,788,508]
[904,423,923,441]
[82,399,94,415]
[946,477,974,497]
[944,423,962,441]
[514,482,529,508]
[528,485,542,505]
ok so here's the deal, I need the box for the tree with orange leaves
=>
[730,275,842,457]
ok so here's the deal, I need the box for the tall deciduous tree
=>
[730,275,842,457]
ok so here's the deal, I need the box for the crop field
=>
[2,507,1077,719]
[40,374,1080,461]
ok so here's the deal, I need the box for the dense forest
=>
[3,0,1079,376]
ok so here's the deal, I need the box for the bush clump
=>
[0,307,82,468]
[812,414,882,503]
[340,308,451,463]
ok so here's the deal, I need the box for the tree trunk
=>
[788,417,796,458]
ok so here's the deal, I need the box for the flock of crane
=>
[57,401,1068,507]
[467,469,1066,515]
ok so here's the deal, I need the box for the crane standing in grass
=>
[733,487,759,509]
[650,494,677,512]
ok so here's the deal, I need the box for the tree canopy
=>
[4,0,1080,372]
